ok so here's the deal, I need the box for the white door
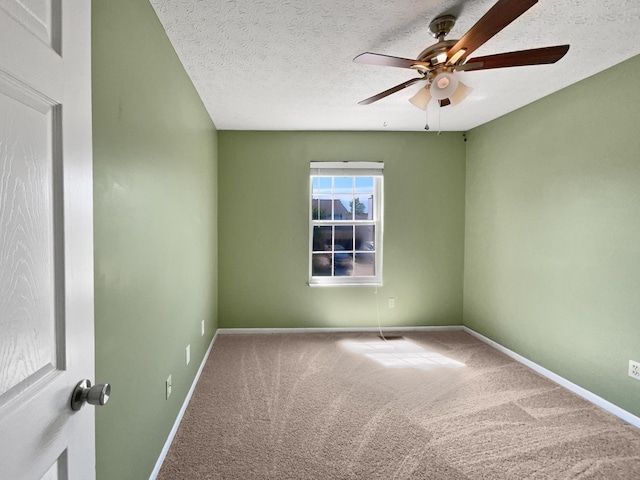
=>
[0,1,95,479]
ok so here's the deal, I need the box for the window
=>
[309,162,383,286]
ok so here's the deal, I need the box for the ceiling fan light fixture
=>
[409,86,432,110]
[429,72,458,100]
[437,76,450,88]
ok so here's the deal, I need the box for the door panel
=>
[0,0,61,51]
[0,76,62,399]
[41,452,66,480]
[0,1,94,479]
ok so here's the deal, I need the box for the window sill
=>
[308,280,383,287]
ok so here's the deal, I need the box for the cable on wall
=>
[375,286,387,341]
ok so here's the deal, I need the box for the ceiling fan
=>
[354,0,569,110]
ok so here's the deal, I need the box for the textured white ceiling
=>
[149,0,640,131]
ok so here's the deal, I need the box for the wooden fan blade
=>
[354,52,431,70]
[358,77,425,105]
[448,0,538,62]
[457,45,570,71]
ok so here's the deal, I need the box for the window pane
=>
[334,252,353,276]
[312,177,332,195]
[355,253,375,276]
[334,195,353,220]
[334,226,353,251]
[312,226,332,252]
[355,225,374,251]
[312,253,332,276]
[312,197,332,220]
[352,196,372,220]
[334,177,353,193]
[355,177,374,193]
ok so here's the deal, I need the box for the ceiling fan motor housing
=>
[428,15,456,39]
[416,40,457,66]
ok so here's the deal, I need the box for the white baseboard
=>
[148,331,219,480]
[463,327,640,429]
[216,325,464,335]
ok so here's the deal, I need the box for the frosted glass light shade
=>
[409,87,432,110]
[430,72,459,100]
[450,81,473,106]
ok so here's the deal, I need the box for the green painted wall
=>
[92,1,218,479]
[464,55,640,417]
[218,131,466,328]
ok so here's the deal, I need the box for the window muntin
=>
[309,163,383,286]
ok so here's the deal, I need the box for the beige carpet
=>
[158,331,640,479]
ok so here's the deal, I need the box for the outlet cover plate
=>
[186,344,191,365]
[166,375,172,399]
[201,320,205,336]
[630,360,640,381]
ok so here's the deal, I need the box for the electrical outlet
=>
[166,375,172,399]
[201,319,205,336]
[186,344,191,365]
[629,360,640,381]
[388,298,395,309]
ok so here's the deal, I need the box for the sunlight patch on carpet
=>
[340,339,465,370]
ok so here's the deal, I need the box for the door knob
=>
[71,379,111,411]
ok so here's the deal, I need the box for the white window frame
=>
[309,162,384,286]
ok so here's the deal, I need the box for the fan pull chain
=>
[424,106,429,131]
